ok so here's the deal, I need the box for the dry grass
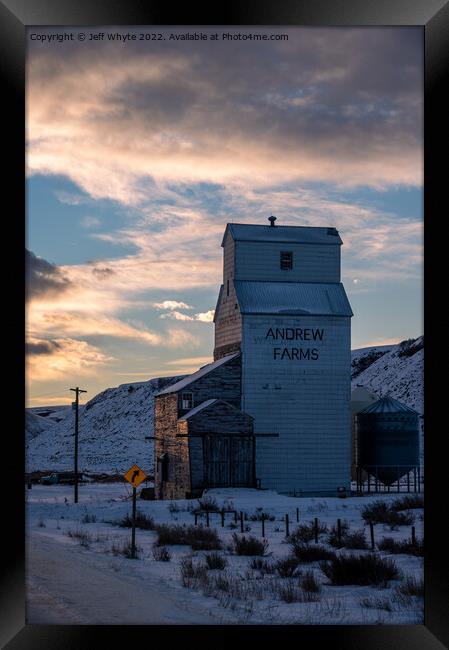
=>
[320,553,401,587]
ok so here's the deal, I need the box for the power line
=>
[70,387,87,504]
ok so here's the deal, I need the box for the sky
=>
[26,26,423,407]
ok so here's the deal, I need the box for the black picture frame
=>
[3,0,448,648]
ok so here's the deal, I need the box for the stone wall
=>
[154,393,191,499]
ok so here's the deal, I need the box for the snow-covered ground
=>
[26,484,424,625]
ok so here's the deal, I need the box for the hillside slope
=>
[351,336,423,414]
[26,375,184,474]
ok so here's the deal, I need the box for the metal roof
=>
[178,398,254,421]
[222,223,343,246]
[178,399,218,420]
[359,396,418,415]
[155,353,240,396]
[234,281,353,317]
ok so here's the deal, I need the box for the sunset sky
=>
[26,26,423,407]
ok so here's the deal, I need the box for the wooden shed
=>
[154,354,255,499]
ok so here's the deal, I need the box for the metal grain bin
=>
[356,396,419,486]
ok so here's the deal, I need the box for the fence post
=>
[337,518,342,546]
[206,511,210,527]
[234,510,238,524]
[285,514,290,538]
[240,511,244,533]
[194,512,198,526]
[261,514,265,537]
[369,522,375,550]
[411,526,416,545]
[221,510,225,528]
[296,507,299,523]
[314,518,318,544]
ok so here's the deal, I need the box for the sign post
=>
[123,464,147,559]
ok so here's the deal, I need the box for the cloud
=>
[26,249,71,299]
[92,266,115,279]
[27,27,422,204]
[26,338,62,356]
[195,310,215,323]
[26,337,114,381]
[28,310,163,345]
[160,310,193,321]
[354,337,403,349]
[81,215,101,228]
[165,328,200,349]
[160,309,215,322]
[165,356,213,366]
[153,300,193,310]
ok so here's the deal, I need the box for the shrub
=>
[197,495,219,512]
[152,545,171,561]
[395,575,424,597]
[232,533,269,556]
[180,557,209,588]
[66,528,92,547]
[291,543,336,563]
[391,495,424,511]
[274,579,320,603]
[190,528,223,551]
[249,558,276,574]
[81,512,97,524]
[37,519,46,528]
[288,521,328,544]
[320,553,401,587]
[343,530,369,550]
[119,511,155,530]
[248,508,275,522]
[155,523,222,550]
[204,552,228,570]
[359,596,393,612]
[111,540,142,559]
[274,556,300,578]
[361,500,415,526]
[276,580,302,603]
[378,536,424,557]
[327,520,350,547]
[300,570,322,594]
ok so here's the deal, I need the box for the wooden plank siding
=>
[241,314,351,495]
[235,241,341,283]
[214,234,242,360]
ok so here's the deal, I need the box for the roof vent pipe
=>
[268,215,277,227]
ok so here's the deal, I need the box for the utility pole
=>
[70,386,87,503]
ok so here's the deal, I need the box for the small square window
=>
[181,392,194,410]
[280,251,293,270]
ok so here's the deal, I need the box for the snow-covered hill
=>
[351,336,423,415]
[26,337,423,475]
[26,411,57,442]
[26,375,184,474]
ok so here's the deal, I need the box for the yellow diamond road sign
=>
[124,464,147,487]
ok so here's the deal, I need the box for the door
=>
[203,436,254,487]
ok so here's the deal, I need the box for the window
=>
[181,392,194,410]
[280,251,293,270]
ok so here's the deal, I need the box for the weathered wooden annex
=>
[154,217,353,498]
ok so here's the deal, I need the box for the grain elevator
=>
[154,217,353,498]
[213,217,353,495]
